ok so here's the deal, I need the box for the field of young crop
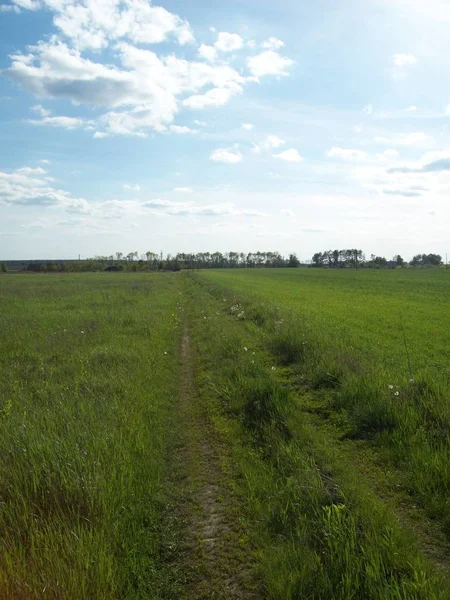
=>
[1,269,449,599]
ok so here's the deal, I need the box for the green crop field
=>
[1,269,450,599]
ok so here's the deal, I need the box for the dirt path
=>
[171,327,261,600]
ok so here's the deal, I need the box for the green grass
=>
[184,273,447,599]
[0,273,183,599]
[195,268,450,541]
[2,269,450,599]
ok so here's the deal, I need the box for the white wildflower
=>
[243,347,248,352]
[388,385,394,390]
[394,391,399,396]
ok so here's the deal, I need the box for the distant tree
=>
[0,263,6,273]
[312,252,324,267]
[410,253,442,266]
[288,254,300,267]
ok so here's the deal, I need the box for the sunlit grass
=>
[194,268,450,557]
[0,273,183,599]
[185,274,447,599]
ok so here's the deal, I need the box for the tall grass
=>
[0,273,183,599]
[194,270,450,541]
[185,275,446,599]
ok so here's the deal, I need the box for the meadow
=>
[0,274,184,599]
[1,269,450,599]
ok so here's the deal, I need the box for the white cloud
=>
[210,148,243,164]
[406,105,417,112]
[0,165,90,212]
[12,0,39,9]
[39,159,51,164]
[6,7,293,139]
[123,183,140,191]
[214,32,243,53]
[242,123,254,130]
[169,124,194,134]
[183,86,241,109]
[247,51,293,78]
[0,4,21,12]
[445,104,450,115]
[374,132,430,146]
[93,131,108,139]
[193,119,206,126]
[174,187,193,193]
[327,147,368,161]
[261,37,285,50]
[8,40,250,136]
[363,104,373,115]
[253,135,285,153]
[31,104,51,117]
[13,0,194,50]
[393,53,417,67]
[17,166,47,175]
[28,115,85,129]
[198,44,217,62]
[273,148,303,162]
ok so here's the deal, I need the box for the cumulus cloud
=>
[7,39,253,135]
[6,4,293,138]
[0,165,91,212]
[261,37,285,50]
[174,186,193,193]
[273,148,303,162]
[393,53,417,67]
[123,183,140,191]
[327,147,368,161]
[183,86,241,109]
[198,44,217,62]
[214,32,243,52]
[29,115,86,129]
[0,4,21,12]
[31,104,51,117]
[247,50,293,78]
[253,135,285,153]
[242,123,254,130]
[169,124,194,134]
[363,104,373,115]
[11,0,194,50]
[210,148,243,164]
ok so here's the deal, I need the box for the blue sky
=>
[1,0,450,260]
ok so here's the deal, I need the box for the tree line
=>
[1,250,445,274]
[311,250,443,268]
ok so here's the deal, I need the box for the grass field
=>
[0,274,184,599]
[1,269,450,599]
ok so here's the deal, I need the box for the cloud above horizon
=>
[5,1,293,139]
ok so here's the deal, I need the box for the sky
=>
[1,0,450,261]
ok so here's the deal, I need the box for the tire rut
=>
[173,327,261,600]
